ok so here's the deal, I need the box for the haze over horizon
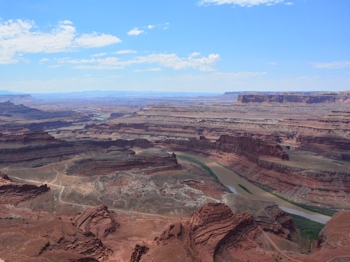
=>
[1,0,349,93]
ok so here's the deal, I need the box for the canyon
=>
[0,91,350,261]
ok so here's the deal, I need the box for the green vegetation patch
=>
[288,213,324,241]
[256,185,338,216]
[177,155,219,180]
[238,184,253,195]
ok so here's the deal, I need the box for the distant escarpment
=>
[0,94,35,104]
[237,92,350,105]
[163,134,289,161]
[0,101,85,120]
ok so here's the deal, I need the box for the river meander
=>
[177,152,331,224]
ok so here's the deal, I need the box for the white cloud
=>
[0,19,121,64]
[267,61,277,66]
[114,49,137,55]
[127,28,144,36]
[197,0,286,7]
[215,71,267,78]
[133,68,161,72]
[74,32,121,48]
[39,58,49,63]
[190,52,201,57]
[164,71,267,81]
[285,2,293,5]
[311,61,350,69]
[91,52,107,57]
[60,52,220,71]
[128,23,169,36]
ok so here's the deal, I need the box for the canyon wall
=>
[164,135,289,161]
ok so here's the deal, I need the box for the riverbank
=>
[176,152,331,224]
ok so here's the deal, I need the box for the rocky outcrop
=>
[135,203,260,262]
[0,172,50,205]
[130,203,350,262]
[130,245,149,262]
[0,216,112,261]
[38,218,111,261]
[74,205,119,239]
[188,203,256,261]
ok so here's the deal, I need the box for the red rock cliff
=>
[164,134,289,161]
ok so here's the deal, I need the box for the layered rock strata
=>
[0,131,152,167]
[66,148,179,176]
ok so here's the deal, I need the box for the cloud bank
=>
[312,61,350,69]
[59,53,220,71]
[0,19,121,64]
[197,0,287,7]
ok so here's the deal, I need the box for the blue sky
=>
[0,0,349,93]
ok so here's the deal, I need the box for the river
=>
[177,152,331,224]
